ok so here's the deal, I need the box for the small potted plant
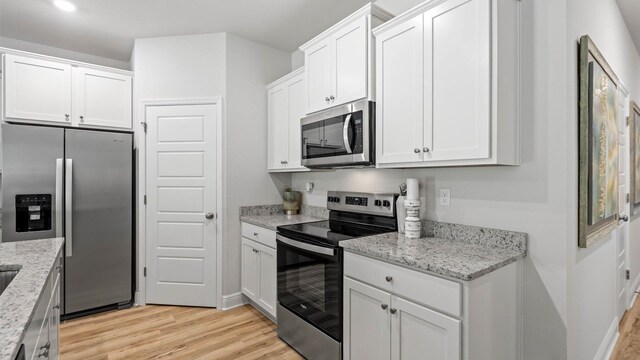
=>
[397,183,407,233]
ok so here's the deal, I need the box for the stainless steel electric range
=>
[276,191,398,360]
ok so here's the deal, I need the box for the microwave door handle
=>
[343,114,353,154]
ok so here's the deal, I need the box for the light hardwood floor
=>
[612,295,640,360]
[60,305,303,360]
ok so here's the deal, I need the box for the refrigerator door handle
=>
[55,159,63,238]
[65,159,73,257]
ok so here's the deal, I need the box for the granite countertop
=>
[0,238,65,360]
[240,214,325,231]
[340,233,526,281]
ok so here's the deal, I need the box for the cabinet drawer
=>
[241,223,276,249]
[344,252,462,317]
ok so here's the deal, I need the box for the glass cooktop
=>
[277,218,396,246]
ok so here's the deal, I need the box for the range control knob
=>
[382,200,391,207]
[334,197,340,203]
[327,196,333,203]
[374,200,382,206]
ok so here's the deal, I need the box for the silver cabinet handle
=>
[41,342,51,350]
[381,304,388,310]
[205,212,214,219]
[65,114,70,121]
[79,115,84,123]
[390,308,397,314]
[253,232,259,236]
[253,249,259,253]
[343,114,353,154]
[414,148,421,153]
[55,159,63,238]
[65,159,73,257]
[385,276,393,282]
[53,304,60,310]
[330,95,335,101]
[325,97,330,102]
[621,215,629,222]
[423,147,430,153]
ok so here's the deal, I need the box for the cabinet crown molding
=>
[0,47,134,76]
[266,66,304,90]
[299,3,394,51]
[372,0,447,36]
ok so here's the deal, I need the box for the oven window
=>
[277,240,342,340]
[301,111,363,160]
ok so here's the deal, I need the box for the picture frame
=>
[578,35,620,248]
[630,101,640,216]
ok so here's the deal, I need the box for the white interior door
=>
[618,89,631,319]
[146,103,218,307]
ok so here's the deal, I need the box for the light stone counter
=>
[0,238,64,360]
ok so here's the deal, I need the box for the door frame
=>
[137,97,224,308]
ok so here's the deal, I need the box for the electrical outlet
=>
[439,189,451,206]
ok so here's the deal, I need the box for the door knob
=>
[205,212,215,219]
[621,215,629,222]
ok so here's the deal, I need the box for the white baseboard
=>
[594,316,619,360]
[221,292,247,310]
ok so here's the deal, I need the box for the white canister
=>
[406,178,419,200]
[405,229,421,238]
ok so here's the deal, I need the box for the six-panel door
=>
[3,54,72,124]
[344,277,392,360]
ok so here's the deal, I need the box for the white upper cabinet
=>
[301,4,393,114]
[72,67,132,129]
[2,52,133,130]
[3,54,72,124]
[267,68,309,172]
[376,15,425,165]
[374,0,520,167]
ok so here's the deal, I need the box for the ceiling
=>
[617,0,640,54]
[0,0,379,62]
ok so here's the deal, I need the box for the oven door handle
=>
[276,234,336,256]
[342,114,353,154]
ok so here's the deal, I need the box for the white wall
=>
[133,32,291,301]
[0,36,131,70]
[566,0,640,359]
[292,0,571,358]
[224,33,291,296]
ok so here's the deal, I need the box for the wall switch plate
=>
[439,189,451,206]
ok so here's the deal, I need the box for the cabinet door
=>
[241,238,260,301]
[332,16,368,107]
[3,54,72,124]
[305,38,333,114]
[257,245,277,317]
[49,273,61,360]
[375,16,425,165]
[344,277,392,360]
[267,85,290,170]
[423,0,491,162]
[391,296,461,360]
[72,67,132,129]
[287,76,305,169]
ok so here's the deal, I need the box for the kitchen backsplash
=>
[239,204,329,219]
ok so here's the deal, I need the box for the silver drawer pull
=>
[253,232,259,236]
[381,304,388,310]
[385,276,393,282]
[390,308,397,314]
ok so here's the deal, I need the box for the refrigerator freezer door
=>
[2,124,65,242]
[64,129,133,314]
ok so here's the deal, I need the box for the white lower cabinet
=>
[344,277,460,360]
[344,252,521,360]
[23,251,62,360]
[241,227,277,319]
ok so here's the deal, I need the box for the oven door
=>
[276,234,343,341]
[301,100,371,168]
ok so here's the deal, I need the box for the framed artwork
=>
[578,35,620,248]
[630,101,640,215]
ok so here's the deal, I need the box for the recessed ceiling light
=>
[54,0,76,12]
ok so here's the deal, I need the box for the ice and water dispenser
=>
[15,194,52,232]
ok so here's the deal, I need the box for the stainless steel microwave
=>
[301,99,375,168]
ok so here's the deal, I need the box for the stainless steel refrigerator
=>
[2,123,134,316]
